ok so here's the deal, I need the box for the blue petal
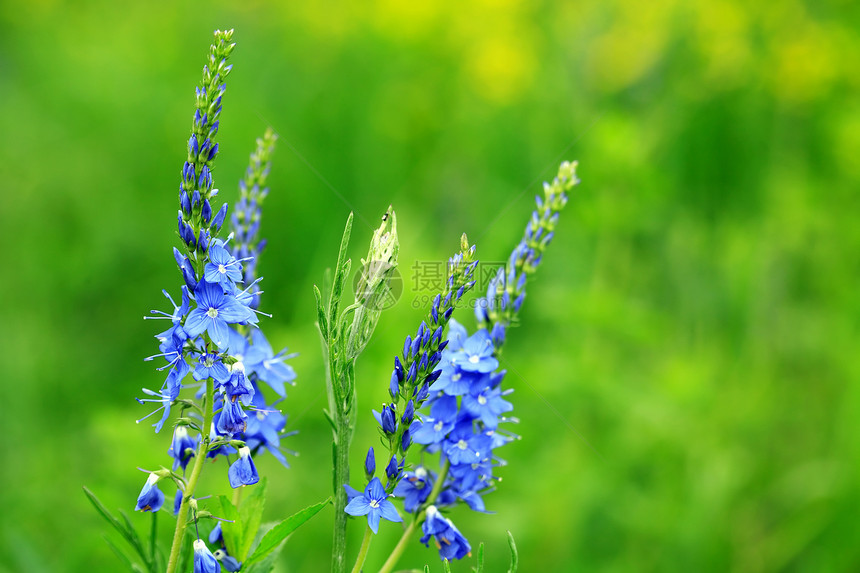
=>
[366,509,381,534]
[378,500,402,523]
[344,497,371,517]
[184,309,209,338]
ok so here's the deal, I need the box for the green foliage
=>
[506,532,518,573]
[243,497,331,567]
[6,2,859,571]
[82,487,163,573]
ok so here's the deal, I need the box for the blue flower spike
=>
[343,477,402,534]
[193,538,221,573]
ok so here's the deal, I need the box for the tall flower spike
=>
[375,235,478,472]
[476,160,579,338]
[178,29,235,255]
[230,128,277,309]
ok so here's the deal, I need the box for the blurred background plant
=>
[1,0,857,571]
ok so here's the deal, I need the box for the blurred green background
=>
[1,0,857,571]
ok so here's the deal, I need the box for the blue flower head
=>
[420,506,471,561]
[134,472,165,512]
[343,477,402,534]
[184,280,252,350]
[449,329,498,373]
[193,353,230,383]
[393,466,436,513]
[204,244,243,289]
[228,446,260,488]
[193,539,221,573]
[168,425,198,471]
[212,549,241,572]
[223,361,255,406]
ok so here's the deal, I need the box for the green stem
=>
[350,525,374,573]
[378,518,420,573]
[331,407,352,573]
[165,377,214,573]
[232,484,243,509]
[379,460,450,573]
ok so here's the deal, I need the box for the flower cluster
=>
[230,128,277,310]
[345,237,478,532]
[396,161,580,562]
[132,29,296,571]
[393,320,514,560]
[477,160,579,344]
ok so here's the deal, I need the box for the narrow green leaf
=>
[314,284,328,340]
[244,497,330,567]
[83,487,137,548]
[103,535,135,571]
[506,531,519,573]
[443,559,452,573]
[237,477,268,560]
[475,541,485,573]
[118,510,146,559]
[218,495,243,558]
[329,212,354,328]
[148,510,157,572]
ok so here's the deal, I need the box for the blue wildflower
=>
[193,352,231,384]
[216,397,248,436]
[193,539,221,573]
[242,329,296,397]
[448,329,498,373]
[443,421,494,466]
[168,425,198,471]
[420,506,471,560]
[343,477,402,533]
[184,280,252,350]
[462,386,514,430]
[134,473,165,512]
[204,244,244,289]
[227,446,260,488]
[393,466,435,513]
[223,361,255,406]
[213,549,241,572]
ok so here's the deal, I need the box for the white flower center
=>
[369,499,380,508]
[218,264,227,274]
[468,355,480,364]
[477,395,487,405]
[452,373,461,382]
[434,421,444,431]
[457,439,468,450]
[206,307,219,318]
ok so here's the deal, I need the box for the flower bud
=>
[211,203,228,233]
[381,405,396,435]
[364,447,376,481]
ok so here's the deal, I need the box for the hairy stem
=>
[165,377,214,573]
[331,410,351,573]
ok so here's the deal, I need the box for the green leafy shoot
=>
[243,497,331,567]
